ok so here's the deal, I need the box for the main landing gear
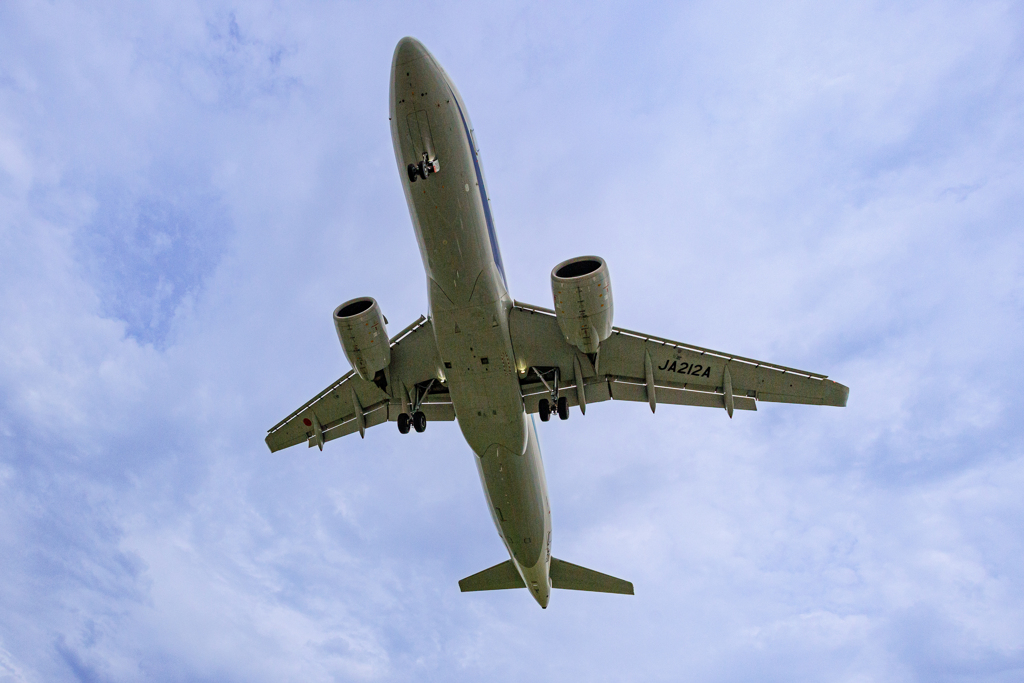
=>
[533,368,571,423]
[398,411,427,434]
[397,379,433,434]
[407,153,440,182]
[538,396,569,422]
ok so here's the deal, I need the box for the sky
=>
[1,1,1022,681]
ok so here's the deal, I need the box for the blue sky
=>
[1,1,1022,681]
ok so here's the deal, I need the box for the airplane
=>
[265,37,849,609]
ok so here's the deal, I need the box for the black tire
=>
[407,164,419,182]
[557,396,569,420]
[538,398,550,422]
[413,410,427,433]
[398,412,411,434]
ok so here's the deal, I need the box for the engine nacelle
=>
[333,297,390,381]
[550,255,613,354]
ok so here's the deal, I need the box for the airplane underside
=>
[264,37,849,609]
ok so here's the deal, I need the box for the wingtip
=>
[825,380,850,407]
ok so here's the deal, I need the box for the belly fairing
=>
[431,296,526,457]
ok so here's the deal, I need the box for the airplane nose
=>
[394,36,429,66]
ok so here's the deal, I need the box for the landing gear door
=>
[406,110,436,162]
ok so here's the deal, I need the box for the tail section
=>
[458,558,633,595]
[550,558,634,595]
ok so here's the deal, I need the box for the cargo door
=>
[406,110,436,161]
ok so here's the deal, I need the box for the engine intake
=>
[551,255,613,354]
[333,297,390,381]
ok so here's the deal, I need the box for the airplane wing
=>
[265,315,453,452]
[508,301,848,416]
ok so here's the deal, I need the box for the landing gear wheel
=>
[397,412,411,434]
[407,163,419,182]
[413,410,427,433]
[557,396,569,420]
[538,398,551,422]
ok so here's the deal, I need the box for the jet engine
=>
[333,297,390,382]
[550,256,613,354]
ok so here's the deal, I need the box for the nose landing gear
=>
[407,153,441,182]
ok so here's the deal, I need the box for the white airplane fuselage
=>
[389,38,552,607]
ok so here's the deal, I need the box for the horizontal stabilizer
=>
[550,558,634,595]
[459,560,526,592]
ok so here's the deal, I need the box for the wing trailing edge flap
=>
[607,380,757,411]
[520,378,756,413]
[307,401,457,449]
[307,402,388,448]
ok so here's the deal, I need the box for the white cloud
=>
[0,0,1022,681]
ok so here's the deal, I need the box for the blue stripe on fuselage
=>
[446,82,507,288]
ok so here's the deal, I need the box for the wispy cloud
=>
[0,1,1022,681]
